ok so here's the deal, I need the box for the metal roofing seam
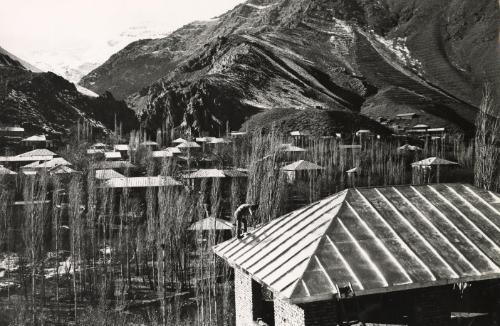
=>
[346,201,413,285]
[337,218,389,287]
[231,196,343,265]
[325,234,363,290]
[447,185,500,237]
[355,189,436,281]
[429,185,500,271]
[387,187,460,278]
[410,186,481,275]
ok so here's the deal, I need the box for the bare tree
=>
[475,85,500,191]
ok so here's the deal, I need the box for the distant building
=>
[104,151,122,161]
[214,184,500,326]
[0,126,24,141]
[396,113,417,120]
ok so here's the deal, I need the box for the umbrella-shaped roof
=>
[188,217,234,231]
[214,184,500,304]
[177,141,201,149]
[0,165,16,175]
[281,160,323,171]
[172,138,188,144]
[411,157,459,167]
[346,167,360,174]
[22,135,46,142]
[278,143,306,153]
[397,144,422,152]
[140,140,159,146]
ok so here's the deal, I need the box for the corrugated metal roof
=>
[281,160,323,171]
[412,157,458,167]
[104,152,121,159]
[95,169,125,180]
[183,169,247,179]
[188,217,234,231]
[183,169,226,179]
[91,161,136,170]
[33,158,71,168]
[214,184,500,303]
[17,149,57,157]
[0,155,53,162]
[49,165,78,175]
[114,144,130,151]
[100,176,182,188]
[222,169,247,178]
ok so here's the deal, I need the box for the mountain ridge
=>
[0,48,138,136]
[80,0,500,135]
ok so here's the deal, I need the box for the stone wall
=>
[275,297,306,326]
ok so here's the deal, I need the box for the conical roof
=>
[411,157,458,167]
[188,217,234,231]
[281,160,323,171]
[0,165,16,175]
[214,184,500,303]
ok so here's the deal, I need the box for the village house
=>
[214,184,500,326]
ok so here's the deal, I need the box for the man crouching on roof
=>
[234,203,259,239]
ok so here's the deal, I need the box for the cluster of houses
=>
[3,127,488,326]
[376,113,447,140]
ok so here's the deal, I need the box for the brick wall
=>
[234,268,255,326]
[302,300,338,325]
[410,286,452,326]
[275,297,306,326]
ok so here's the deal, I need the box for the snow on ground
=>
[0,253,19,272]
[244,3,275,10]
[373,33,423,72]
[44,257,74,279]
[0,281,18,290]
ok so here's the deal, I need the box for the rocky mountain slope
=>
[0,48,138,136]
[80,0,500,135]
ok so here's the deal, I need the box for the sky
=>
[0,0,245,77]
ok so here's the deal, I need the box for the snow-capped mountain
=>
[23,24,169,83]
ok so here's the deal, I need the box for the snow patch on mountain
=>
[76,85,99,97]
[373,33,423,73]
[244,3,275,10]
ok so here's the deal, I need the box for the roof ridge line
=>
[286,189,349,300]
